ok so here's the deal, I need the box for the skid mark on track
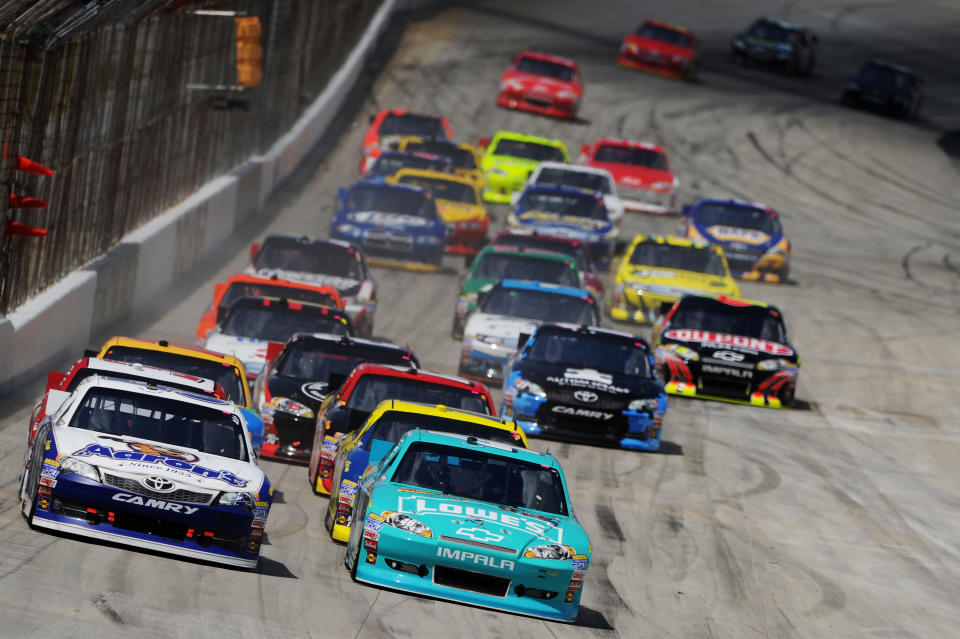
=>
[594,503,626,543]
[91,594,123,624]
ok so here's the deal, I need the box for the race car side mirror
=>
[249,242,260,261]
[477,136,490,149]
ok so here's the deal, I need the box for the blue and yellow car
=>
[345,429,591,623]
[681,198,791,282]
[508,184,617,270]
[324,400,527,542]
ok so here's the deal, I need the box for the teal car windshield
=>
[364,412,521,449]
[392,441,567,515]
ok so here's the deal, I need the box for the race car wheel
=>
[347,494,368,580]
[19,465,39,528]
[781,387,796,408]
[326,484,340,539]
[324,504,334,535]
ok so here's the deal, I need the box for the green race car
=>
[452,244,584,339]
[479,131,568,204]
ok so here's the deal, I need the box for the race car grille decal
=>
[439,535,517,555]
[103,474,214,504]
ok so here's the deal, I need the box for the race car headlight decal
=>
[271,397,315,419]
[335,224,364,236]
[489,168,508,176]
[757,358,795,371]
[382,511,433,537]
[649,181,673,191]
[666,344,699,362]
[415,235,443,245]
[514,377,546,398]
[556,90,578,100]
[524,544,575,560]
[627,43,639,53]
[60,457,101,483]
[217,491,256,511]
[628,398,659,412]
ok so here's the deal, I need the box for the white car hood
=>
[54,427,264,492]
[204,332,268,376]
[465,313,541,348]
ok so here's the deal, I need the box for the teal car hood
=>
[376,487,590,554]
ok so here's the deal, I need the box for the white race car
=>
[20,375,272,569]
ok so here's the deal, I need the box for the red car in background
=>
[619,20,698,80]
[580,138,679,214]
[360,108,453,173]
[496,51,582,120]
[489,229,605,300]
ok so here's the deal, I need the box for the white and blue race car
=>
[19,375,272,569]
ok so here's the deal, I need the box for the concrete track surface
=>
[3,1,960,637]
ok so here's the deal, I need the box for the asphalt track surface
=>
[3,1,960,637]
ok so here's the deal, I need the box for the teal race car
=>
[344,429,591,622]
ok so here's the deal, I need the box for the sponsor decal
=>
[41,464,59,480]
[252,507,269,520]
[705,225,769,244]
[301,382,329,402]
[74,444,248,487]
[112,493,199,514]
[573,390,598,403]
[552,405,614,420]
[39,476,57,488]
[632,269,677,279]
[125,442,199,462]
[436,547,515,571]
[254,501,269,508]
[364,513,384,534]
[455,527,505,543]
[399,497,561,542]
[664,329,793,356]
[703,364,753,379]
[545,368,630,394]
[712,350,745,362]
[340,480,358,496]
[43,458,60,468]
[38,496,50,511]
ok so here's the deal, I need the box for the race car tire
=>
[327,483,340,540]
[781,387,795,408]
[19,467,38,528]
[324,504,334,536]
[347,493,368,580]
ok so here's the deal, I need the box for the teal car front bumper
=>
[353,523,586,622]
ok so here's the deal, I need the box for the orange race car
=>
[195,273,344,341]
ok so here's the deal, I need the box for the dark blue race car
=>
[842,60,923,118]
[502,323,667,451]
[331,181,447,268]
[507,185,616,270]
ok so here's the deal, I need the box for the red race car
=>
[307,363,495,493]
[360,108,453,173]
[580,138,679,214]
[619,20,698,80]
[497,51,582,120]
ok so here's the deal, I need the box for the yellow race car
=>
[388,168,490,255]
[397,136,485,189]
[321,399,528,542]
[609,235,740,324]
[93,336,265,451]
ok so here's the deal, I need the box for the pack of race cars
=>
[15,11,875,624]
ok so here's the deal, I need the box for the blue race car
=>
[345,429,591,623]
[324,399,527,542]
[459,279,601,385]
[331,181,446,268]
[20,375,272,569]
[502,323,666,451]
[507,184,617,270]
[842,60,923,119]
[681,198,791,283]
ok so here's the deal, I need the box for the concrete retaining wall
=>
[0,0,402,394]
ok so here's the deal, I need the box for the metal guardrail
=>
[0,0,381,314]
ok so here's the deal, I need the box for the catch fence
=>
[0,0,381,314]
